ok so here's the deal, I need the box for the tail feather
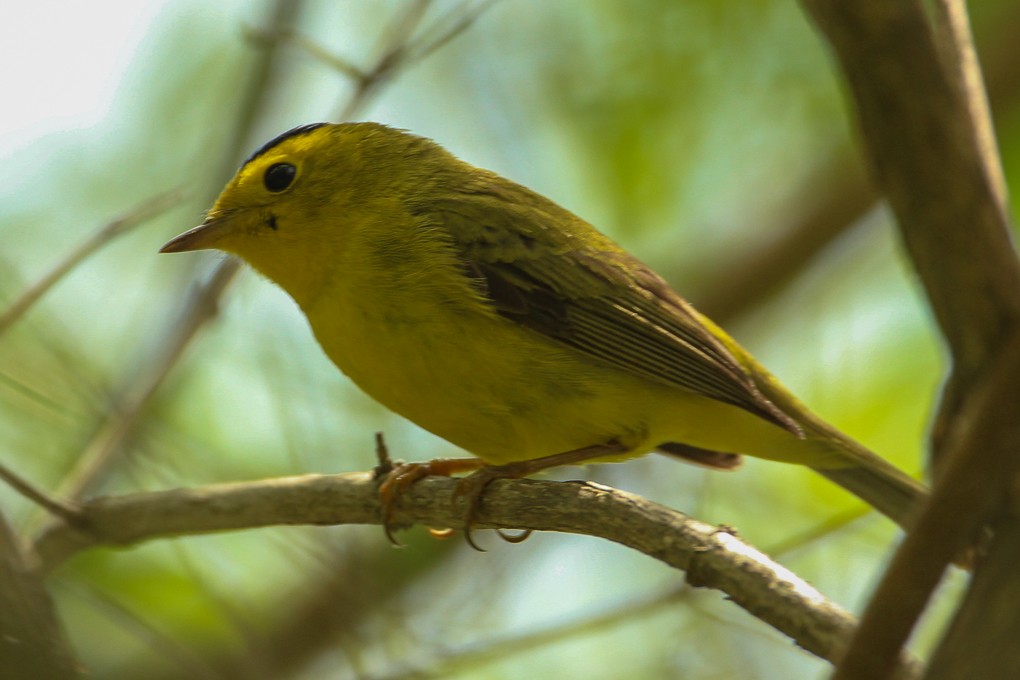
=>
[812,459,927,530]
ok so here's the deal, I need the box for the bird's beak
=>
[159,216,231,253]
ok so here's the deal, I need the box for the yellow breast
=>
[302,278,636,463]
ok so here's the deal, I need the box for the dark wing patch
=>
[242,122,329,168]
[427,175,803,436]
[467,260,570,337]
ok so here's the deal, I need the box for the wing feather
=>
[414,173,802,435]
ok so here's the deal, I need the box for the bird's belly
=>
[304,296,816,467]
[304,300,663,464]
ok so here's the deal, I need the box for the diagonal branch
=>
[697,0,1020,326]
[800,1,1020,677]
[0,187,186,339]
[692,154,877,322]
[801,0,1020,456]
[0,511,79,679]
[833,333,1020,679]
[31,473,921,677]
[43,0,306,509]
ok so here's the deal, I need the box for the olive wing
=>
[422,176,801,435]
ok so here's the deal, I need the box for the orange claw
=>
[377,457,484,545]
[377,440,627,549]
[451,441,628,550]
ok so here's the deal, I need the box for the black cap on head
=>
[241,122,329,168]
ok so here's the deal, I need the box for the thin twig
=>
[336,0,431,121]
[0,461,80,523]
[265,27,365,79]
[368,585,693,680]
[0,187,186,338]
[40,0,305,511]
[337,0,495,121]
[407,0,500,63]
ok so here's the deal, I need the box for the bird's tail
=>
[696,312,931,529]
[812,454,927,530]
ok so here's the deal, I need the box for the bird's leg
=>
[377,455,484,545]
[454,441,628,550]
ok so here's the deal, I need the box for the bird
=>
[161,121,927,544]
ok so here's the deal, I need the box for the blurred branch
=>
[265,0,498,95]
[246,1,498,127]
[925,514,1020,680]
[43,0,306,508]
[834,333,1020,680]
[800,1,1020,677]
[369,584,692,680]
[0,461,79,523]
[407,0,499,64]
[697,0,1020,327]
[52,260,239,503]
[694,154,877,323]
[336,0,434,120]
[370,507,880,679]
[32,473,920,676]
[802,0,1020,452]
[0,187,186,338]
[309,0,498,121]
[249,27,363,80]
[247,0,441,120]
[0,510,79,679]
[194,540,457,680]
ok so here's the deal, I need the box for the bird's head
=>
[161,122,450,303]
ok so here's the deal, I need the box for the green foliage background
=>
[3,0,1017,677]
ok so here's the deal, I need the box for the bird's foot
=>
[377,455,483,546]
[452,462,536,551]
[452,441,629,550]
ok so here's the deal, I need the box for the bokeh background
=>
[2,0,1018,677]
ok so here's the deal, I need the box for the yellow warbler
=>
[162,122,927,537]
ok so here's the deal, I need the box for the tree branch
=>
[833,335,1020,680]
[800,2,1020,676]
[925,514,1020,680]
[800,0,1020,459]
[692,154,877,323]
[43,0,307,510]
[0,187,186,339]
[0,511,79,679]
[31,473,920,676]
[695,0,1020,327]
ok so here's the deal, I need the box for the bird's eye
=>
[263,163,296,192]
